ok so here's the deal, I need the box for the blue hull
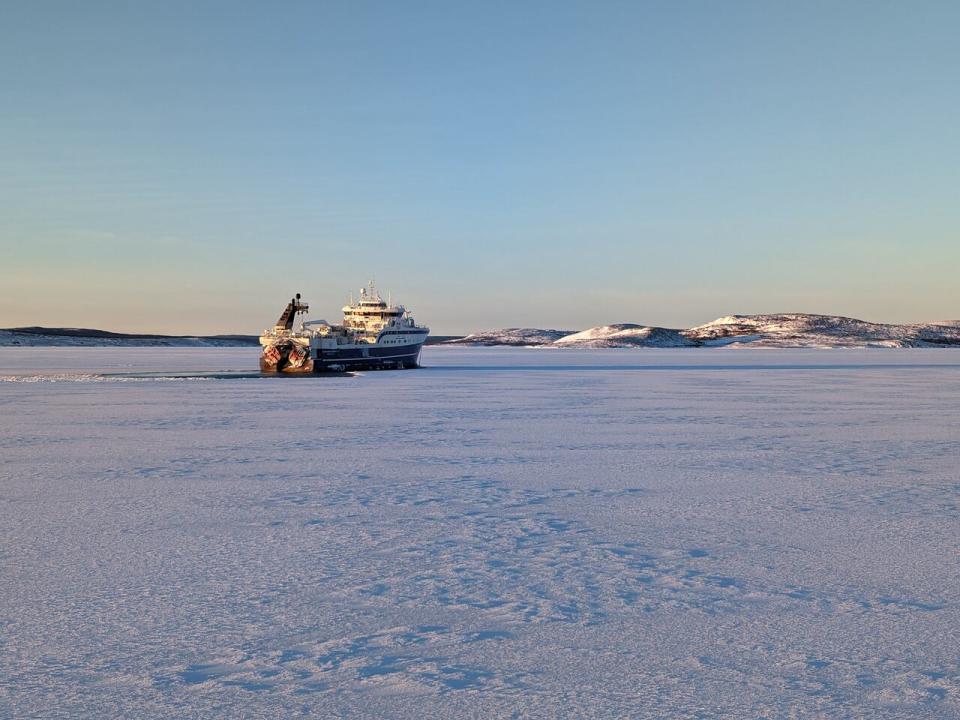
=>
[312,342,424,372]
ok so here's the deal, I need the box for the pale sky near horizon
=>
[2,1,958,335]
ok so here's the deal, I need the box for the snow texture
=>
[2,346,959,718]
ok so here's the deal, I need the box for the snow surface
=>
[2,346,959,718]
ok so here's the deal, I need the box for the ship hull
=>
[313,341,424,372]
[260,341,424,374]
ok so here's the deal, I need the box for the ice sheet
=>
[2,347,958,718]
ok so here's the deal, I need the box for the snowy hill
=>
[445,328,574,346]
[554,324,696,348]
[448,315,960,348]
[683,314,960,348]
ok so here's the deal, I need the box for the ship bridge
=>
[343,282,403,318]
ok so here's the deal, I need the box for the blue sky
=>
[2,1,958,334]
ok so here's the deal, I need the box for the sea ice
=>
[1,347,958,718]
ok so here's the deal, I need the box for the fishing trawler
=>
[259,283,430,373]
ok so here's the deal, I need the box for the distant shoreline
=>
[0,327,465,347]
[4,313,960,348]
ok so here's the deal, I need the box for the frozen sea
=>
[2,347,959,718]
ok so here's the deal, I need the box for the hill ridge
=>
[446,313,960,348]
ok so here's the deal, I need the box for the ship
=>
[259,282,430,373]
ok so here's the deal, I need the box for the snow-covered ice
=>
[2,346,959,718]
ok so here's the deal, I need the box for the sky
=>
[2,1,958,335]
